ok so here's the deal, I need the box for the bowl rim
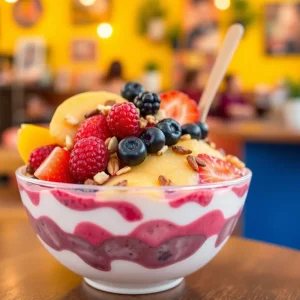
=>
[16,166,252,192]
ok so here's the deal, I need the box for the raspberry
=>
[69,137,109,182]
[106,102,139,139]
[28,144,57,172]
[75,115,112,143]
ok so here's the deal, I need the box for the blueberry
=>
[117,137,147,166]
[181,123,201,140]
[156,118,182,146]
[139,127,166,154]
[196,122,209,139]
[121,82,144,102]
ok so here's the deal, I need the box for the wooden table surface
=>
[1,202,300,300]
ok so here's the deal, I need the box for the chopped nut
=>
[195,157,206,167]
[145,115,157,124]
[105,99,116,106]
[84,179,98,185]
[154,109,166,121]
[187,155,199,171]
[103,106,112,115]
[136,108,140,116]
[93,172,110,185]
[26,164,34,175]
[116,166,131,176]
[139,118,148,129]
[85,109,101,119]
[171,145,192,155]
[97,104,105,111]
[105,137,111,147]
[64,114,79,126]
[180,134,192,141]
[226,155,245,170]
[157,145,168,156]
[108,137,118,154]
[107,157,120,176]
[65,135,74,150]
[158,175,172,186]
[114,180,128,186]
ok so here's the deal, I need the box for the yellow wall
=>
[224,0,300,89]
[0,0,183,90]
[0,0,299,90]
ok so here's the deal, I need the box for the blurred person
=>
[99,60,125,93]
[180,69,204,104]
[214,75,254,120]
[24,95,53,124]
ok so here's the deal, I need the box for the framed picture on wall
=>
[265,3,300,55]
[72,0,111,25]
[71,39,98,62]
[14,37,46,82]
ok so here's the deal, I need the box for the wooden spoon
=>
[198,24,244,122]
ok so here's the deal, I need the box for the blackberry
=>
[134,91,161,117]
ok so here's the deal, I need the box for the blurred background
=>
[0,0,300,249]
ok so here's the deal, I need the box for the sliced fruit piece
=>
[34,147,74,183]
[50,92,125,146]
[160,91,200,125]
[197,154,243,183]
[17,124,57,164]
[28,144,57,172]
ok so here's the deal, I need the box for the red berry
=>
[197,154,243,183]
[69,137,109,182]
[35,147,74,183]
[107,102,139,139]
[75,115,112,143]
[160,91,199,125]
[28,144,57,172]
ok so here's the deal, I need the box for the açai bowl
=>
[16,87,252,294]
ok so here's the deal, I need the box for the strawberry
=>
[160,91,199,125]
[34,147,74,183]
[197,154,243,183]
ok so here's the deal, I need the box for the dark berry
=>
[156,118,182,146]
[181,123,201,140]
[121,82,144,102]
[139,127,166,154]
[134,91,161,117]
[196,122,209,139]
[117,137,147,166]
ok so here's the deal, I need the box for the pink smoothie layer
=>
[26,208,241,272]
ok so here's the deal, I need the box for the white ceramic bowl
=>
[16,167,252,295]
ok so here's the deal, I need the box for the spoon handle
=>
[198,24,244,122]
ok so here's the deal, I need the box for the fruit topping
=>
[121,82,145,102]
[69,136,109,182]
[160,91,199,125]
[107,102,140,139]
[139,127,166,154]
[50,91,125,145]
[196,122,209,139]
[156,118,182,146]
[17,124,58,163]
[75,115,112,143]
[34,147,74,183]
[117,137,147,166]
[197,154,243,183]
[134,91,161,117]
[181,123,201,140]
[28,144,57,172]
